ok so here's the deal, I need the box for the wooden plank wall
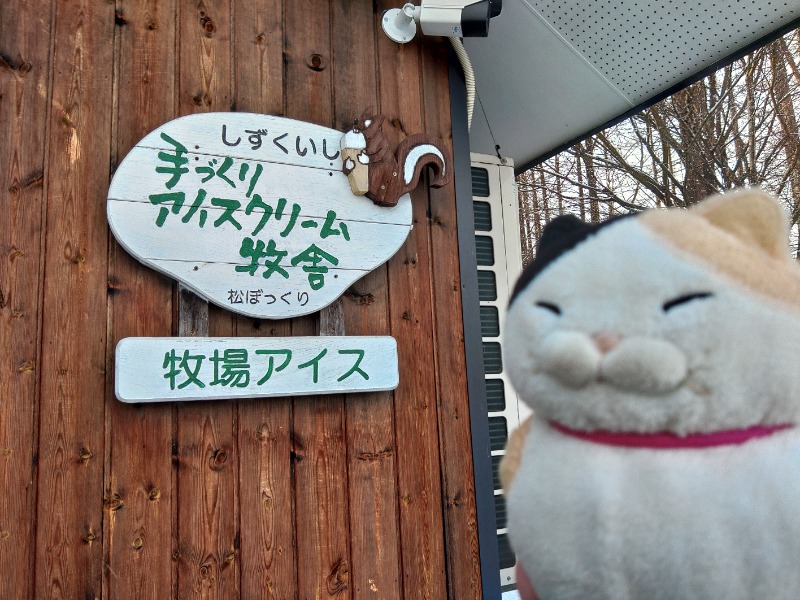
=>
[0,0,483,598]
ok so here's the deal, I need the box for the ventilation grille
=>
[474,201,493,231]
[470,155,527,592]
[482,342,503,375]
[480,306,501,338]
[494,494,508,530]
[472,167,491,197]
[532,0,799,102]
[475,236,496,266]
[477,271,498,302]
[485,379,506,412]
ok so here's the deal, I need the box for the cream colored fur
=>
[640,189,800,305]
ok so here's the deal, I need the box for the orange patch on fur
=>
[500,417,533,491]
[640,198,800,309]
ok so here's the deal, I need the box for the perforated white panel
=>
[466,0,800,168]
[528,0,799,103]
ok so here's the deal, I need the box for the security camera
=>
[419,0,502,37]
[382,0,502,43]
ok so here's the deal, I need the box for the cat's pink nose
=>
[592,331,622,354]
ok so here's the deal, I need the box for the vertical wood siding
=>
[0,1,482,598]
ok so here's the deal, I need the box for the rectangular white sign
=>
[115,336,399,403]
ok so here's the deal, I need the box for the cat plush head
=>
[504,189,800,435]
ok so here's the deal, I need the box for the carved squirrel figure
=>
[341,110,452,207]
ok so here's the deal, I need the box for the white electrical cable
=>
[449,36,475,131]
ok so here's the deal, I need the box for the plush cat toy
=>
[500,189,800,600]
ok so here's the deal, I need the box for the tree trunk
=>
[769,38,800,256]
[673,84,717,204]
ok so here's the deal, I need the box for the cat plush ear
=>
[692,189,789,260]
[509,215,591,303]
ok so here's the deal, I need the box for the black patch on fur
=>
[662,292,713,312]
[535,301,561,315]
[509,213,636,306]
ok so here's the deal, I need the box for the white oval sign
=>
[107,113,412,319]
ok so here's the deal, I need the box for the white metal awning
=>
[465,0,800,172]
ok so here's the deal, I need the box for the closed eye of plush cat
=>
[662,292,714,312]
[535,301,562,315]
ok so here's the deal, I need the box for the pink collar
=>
[549,421,794,449]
